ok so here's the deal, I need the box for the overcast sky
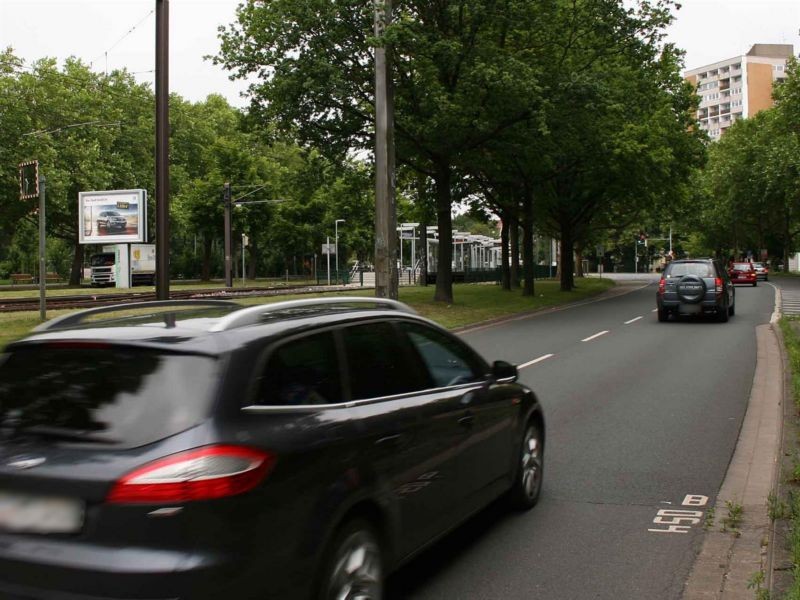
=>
[2,0,799,108]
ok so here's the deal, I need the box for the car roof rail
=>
[208,297,417,332]
[34,299,241,332]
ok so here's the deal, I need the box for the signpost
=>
[19,161,46,320]
[322,240,335,285]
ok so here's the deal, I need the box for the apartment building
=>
[685,44,793,140]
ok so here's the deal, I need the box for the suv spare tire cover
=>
[676,275,707,304]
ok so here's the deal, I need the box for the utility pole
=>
[223,182,232,287]
[374,0,398,299]
[155,0,170,299]
[38,175,46,321]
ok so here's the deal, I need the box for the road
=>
[388,279,776,599]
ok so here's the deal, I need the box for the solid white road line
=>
[518,354,555,369]
[624,316,643,324]
[581,330,609,342]
[652,308,659,312]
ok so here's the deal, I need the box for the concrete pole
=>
[155,0,170,299]
[327,236,331,286]
[374,0,398,299]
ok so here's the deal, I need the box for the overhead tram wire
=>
[90,8,155,75]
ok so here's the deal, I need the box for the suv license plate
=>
[0,491,84,534]
[679,304,702,315]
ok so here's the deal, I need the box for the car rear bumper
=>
[658,299,724,313]
[0,534,304,600]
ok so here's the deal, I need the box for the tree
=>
[216,0,548,303]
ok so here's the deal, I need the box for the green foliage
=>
[721,499,743,534]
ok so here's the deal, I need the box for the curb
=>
[682,324,784,599]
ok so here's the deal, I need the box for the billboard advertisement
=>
[78,189,147,244]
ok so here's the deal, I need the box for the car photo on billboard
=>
[78,190,147,245]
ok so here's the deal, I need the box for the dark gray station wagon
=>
[0,298,545,600]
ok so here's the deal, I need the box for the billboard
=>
[79,189,147,244]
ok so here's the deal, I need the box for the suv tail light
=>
[658,278,666,295]
[107,445,275,504]
[715,277,723,293]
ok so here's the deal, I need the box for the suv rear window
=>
[666,262,714,278]
[0,345,218,449]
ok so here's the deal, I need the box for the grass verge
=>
[778,317,800,599]
[0,278,615,350]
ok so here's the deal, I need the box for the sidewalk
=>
[682,323,784,599]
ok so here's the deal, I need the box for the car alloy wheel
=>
[323,522,383,600]
[521,426,542,499]
[508,423,544,509]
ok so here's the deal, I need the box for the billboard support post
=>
[38,175,46,321]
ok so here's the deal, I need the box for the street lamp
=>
[335,219,345,283]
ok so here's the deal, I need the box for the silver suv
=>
[97,210,127,230]
[656,259,735,323]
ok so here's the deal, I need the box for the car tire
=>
[318,519,383,600]
[753,282,757,287]
[508,422,544,510]
[717,304,729,323]
[729,302,735,316]
[657,308,669,322]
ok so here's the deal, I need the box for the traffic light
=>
[637,231,647,245]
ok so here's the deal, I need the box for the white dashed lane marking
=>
[581,330,609,342]
[624,316,643,324]
[518,354,555,369]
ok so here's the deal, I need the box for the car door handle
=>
[458,412,474,428]
[376,434,402,446]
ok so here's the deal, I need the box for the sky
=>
[1,0,799,108]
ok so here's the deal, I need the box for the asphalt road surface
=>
[388,280,776,600]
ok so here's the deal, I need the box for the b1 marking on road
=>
[648,494,709,534]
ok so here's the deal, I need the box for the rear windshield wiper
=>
[9,425,118,445]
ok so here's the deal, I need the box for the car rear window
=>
[0,345,218,449]
[666,263,714,278]
[733,264,753,271]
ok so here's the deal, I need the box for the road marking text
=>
[648,494,709,534]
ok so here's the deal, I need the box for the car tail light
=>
[715,277,723,293]
[107,445,275,504]
[658,278,666,295]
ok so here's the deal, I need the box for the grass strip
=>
[0,279,614,350]
[778,317,800,599]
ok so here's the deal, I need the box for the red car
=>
[729,262,757,286]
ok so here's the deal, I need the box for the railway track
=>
[0,283,361,313]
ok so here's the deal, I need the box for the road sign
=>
[322,243,335,255]
[19,160,39,200]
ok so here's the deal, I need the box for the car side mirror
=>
[492,360,518,383]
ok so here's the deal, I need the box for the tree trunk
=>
[434,164,453,303]
[575,243,584,278]
[201,236,212,281]
[500,211,510,291]
[559,225,574,292]
[522,192,534,297]
[510,215,520,289]
[69,240,83,286]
